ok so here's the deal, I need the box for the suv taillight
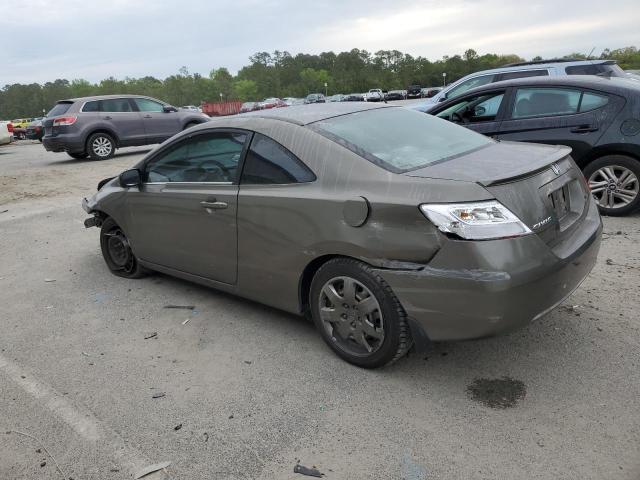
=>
[53,116,77,126]
[7,123,13,132]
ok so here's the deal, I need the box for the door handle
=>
[570,125,598,133]
[144,114,153,119]
[103,116,112,120]
[200,201,228,210]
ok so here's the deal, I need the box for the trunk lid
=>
[406,141,591,250]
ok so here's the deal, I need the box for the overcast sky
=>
[1,0,638,86]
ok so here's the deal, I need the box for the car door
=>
[126,129,250,284]
[432,89,508,137]
[496,86,621,162]
[92,98,145,145]
[134,97,181,143]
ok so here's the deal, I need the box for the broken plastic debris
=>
[294,464,324,477]
[152,392,166,399]
[144,332,158,340]
[163,305,195,310]
[134,461,171,479]
[181,318,190,325]
[44,278,56,283]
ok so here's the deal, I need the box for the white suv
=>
[412,59,626,111]
[365,89,384,102]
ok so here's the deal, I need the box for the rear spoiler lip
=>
[478,150,573,187]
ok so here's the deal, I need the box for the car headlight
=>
[419,200,532,240]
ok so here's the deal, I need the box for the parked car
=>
[412,59,627,111]
[82,103,601,368]
[259,98,287,109]
[407,85,422,98]
[0,121,13,145]
[327,94,346,102]
[11,118,32,129]
[385,90,405,101]
[427,75,640,216]
[365,89,385,102]
[283,97,302,106]
[239,102,260,113]
[421,87,442,98]
[305,93,326,104]
[42,95,210,160]
[181,105,202,112]
[26,118,44,141]
[344,93,365,102]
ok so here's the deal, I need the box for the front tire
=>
[87,132,116,160]
[309,258,412,368]
[100,217,148,278]
[584,155,640,216]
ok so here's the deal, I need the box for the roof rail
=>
[502,58,611,67]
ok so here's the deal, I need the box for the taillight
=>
[53,116,77,126]
[7,123,13,133]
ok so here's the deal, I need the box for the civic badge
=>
[551,163,561,175]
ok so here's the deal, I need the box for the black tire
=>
[87,132,116,160]
[583,155,640,216]
[68,151,88,159]
[183,122,198,131]
[99,217,148,279]
[309,258,413,368]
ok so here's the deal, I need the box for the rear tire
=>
[309,258,412,368]
[100,217,148,279]
[87,132,116,160]
[583,155,640,216]
[68,151,88,159]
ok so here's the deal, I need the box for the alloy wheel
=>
[588,165,639,210]
[92,136,113,157]
[318,276,384,356]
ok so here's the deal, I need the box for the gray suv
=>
[43,95,209,160]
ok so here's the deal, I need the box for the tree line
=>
[2,46,639,119]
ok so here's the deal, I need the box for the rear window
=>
[312,107,492,173]
[46,102,72,117]
[565,63,624,77]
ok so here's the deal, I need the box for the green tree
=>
[233,79,258,101]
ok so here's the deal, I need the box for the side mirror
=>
[163,106,178,113]
[119,169,141,188]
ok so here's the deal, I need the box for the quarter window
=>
[512,88,581,118]
[145,132,247,183]
[101,98,133,112]
[580,93,609,112]
[241,133,316,184]
[82,101,100,112]
[135,98,164,112]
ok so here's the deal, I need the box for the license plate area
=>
[549,184,570,220]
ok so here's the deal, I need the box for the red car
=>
[259,98,287,109]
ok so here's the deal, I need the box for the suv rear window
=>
[565,63,625,77]
[313,107,492,173]
[495,69,548,81]
[46,102,72,117]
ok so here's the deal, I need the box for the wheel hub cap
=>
[107,233,130,267]
[319,276,384,356]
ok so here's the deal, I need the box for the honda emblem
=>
[551,163,560,175]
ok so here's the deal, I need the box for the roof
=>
[454,75,640,97]
[502,58,613,67]
[241,102,393,126]
[59,94,163,103]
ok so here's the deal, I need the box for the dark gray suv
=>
[43,95,210,160]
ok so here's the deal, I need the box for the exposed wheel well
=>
[298,254,361,317]
[85,129,119,149]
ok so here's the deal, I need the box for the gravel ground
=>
[1,141,639,480]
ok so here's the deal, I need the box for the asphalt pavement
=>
[0,142,639,479]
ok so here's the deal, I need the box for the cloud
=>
[1,0,638,86]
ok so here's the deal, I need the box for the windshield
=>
[312,107,492,173]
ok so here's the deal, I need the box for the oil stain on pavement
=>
[466,377,527,409]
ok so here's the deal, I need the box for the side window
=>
[135,98,164,112]
[512,88,581,119]
[495,69,548,81]
[241,133,316,185]
[445,75,495,100]
[580,92,609,112]
[436,92,505,123]
[82,101,100,112]
[101,98,133,112]
[145,132,247,183]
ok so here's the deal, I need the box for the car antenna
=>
[586,47,595,60]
